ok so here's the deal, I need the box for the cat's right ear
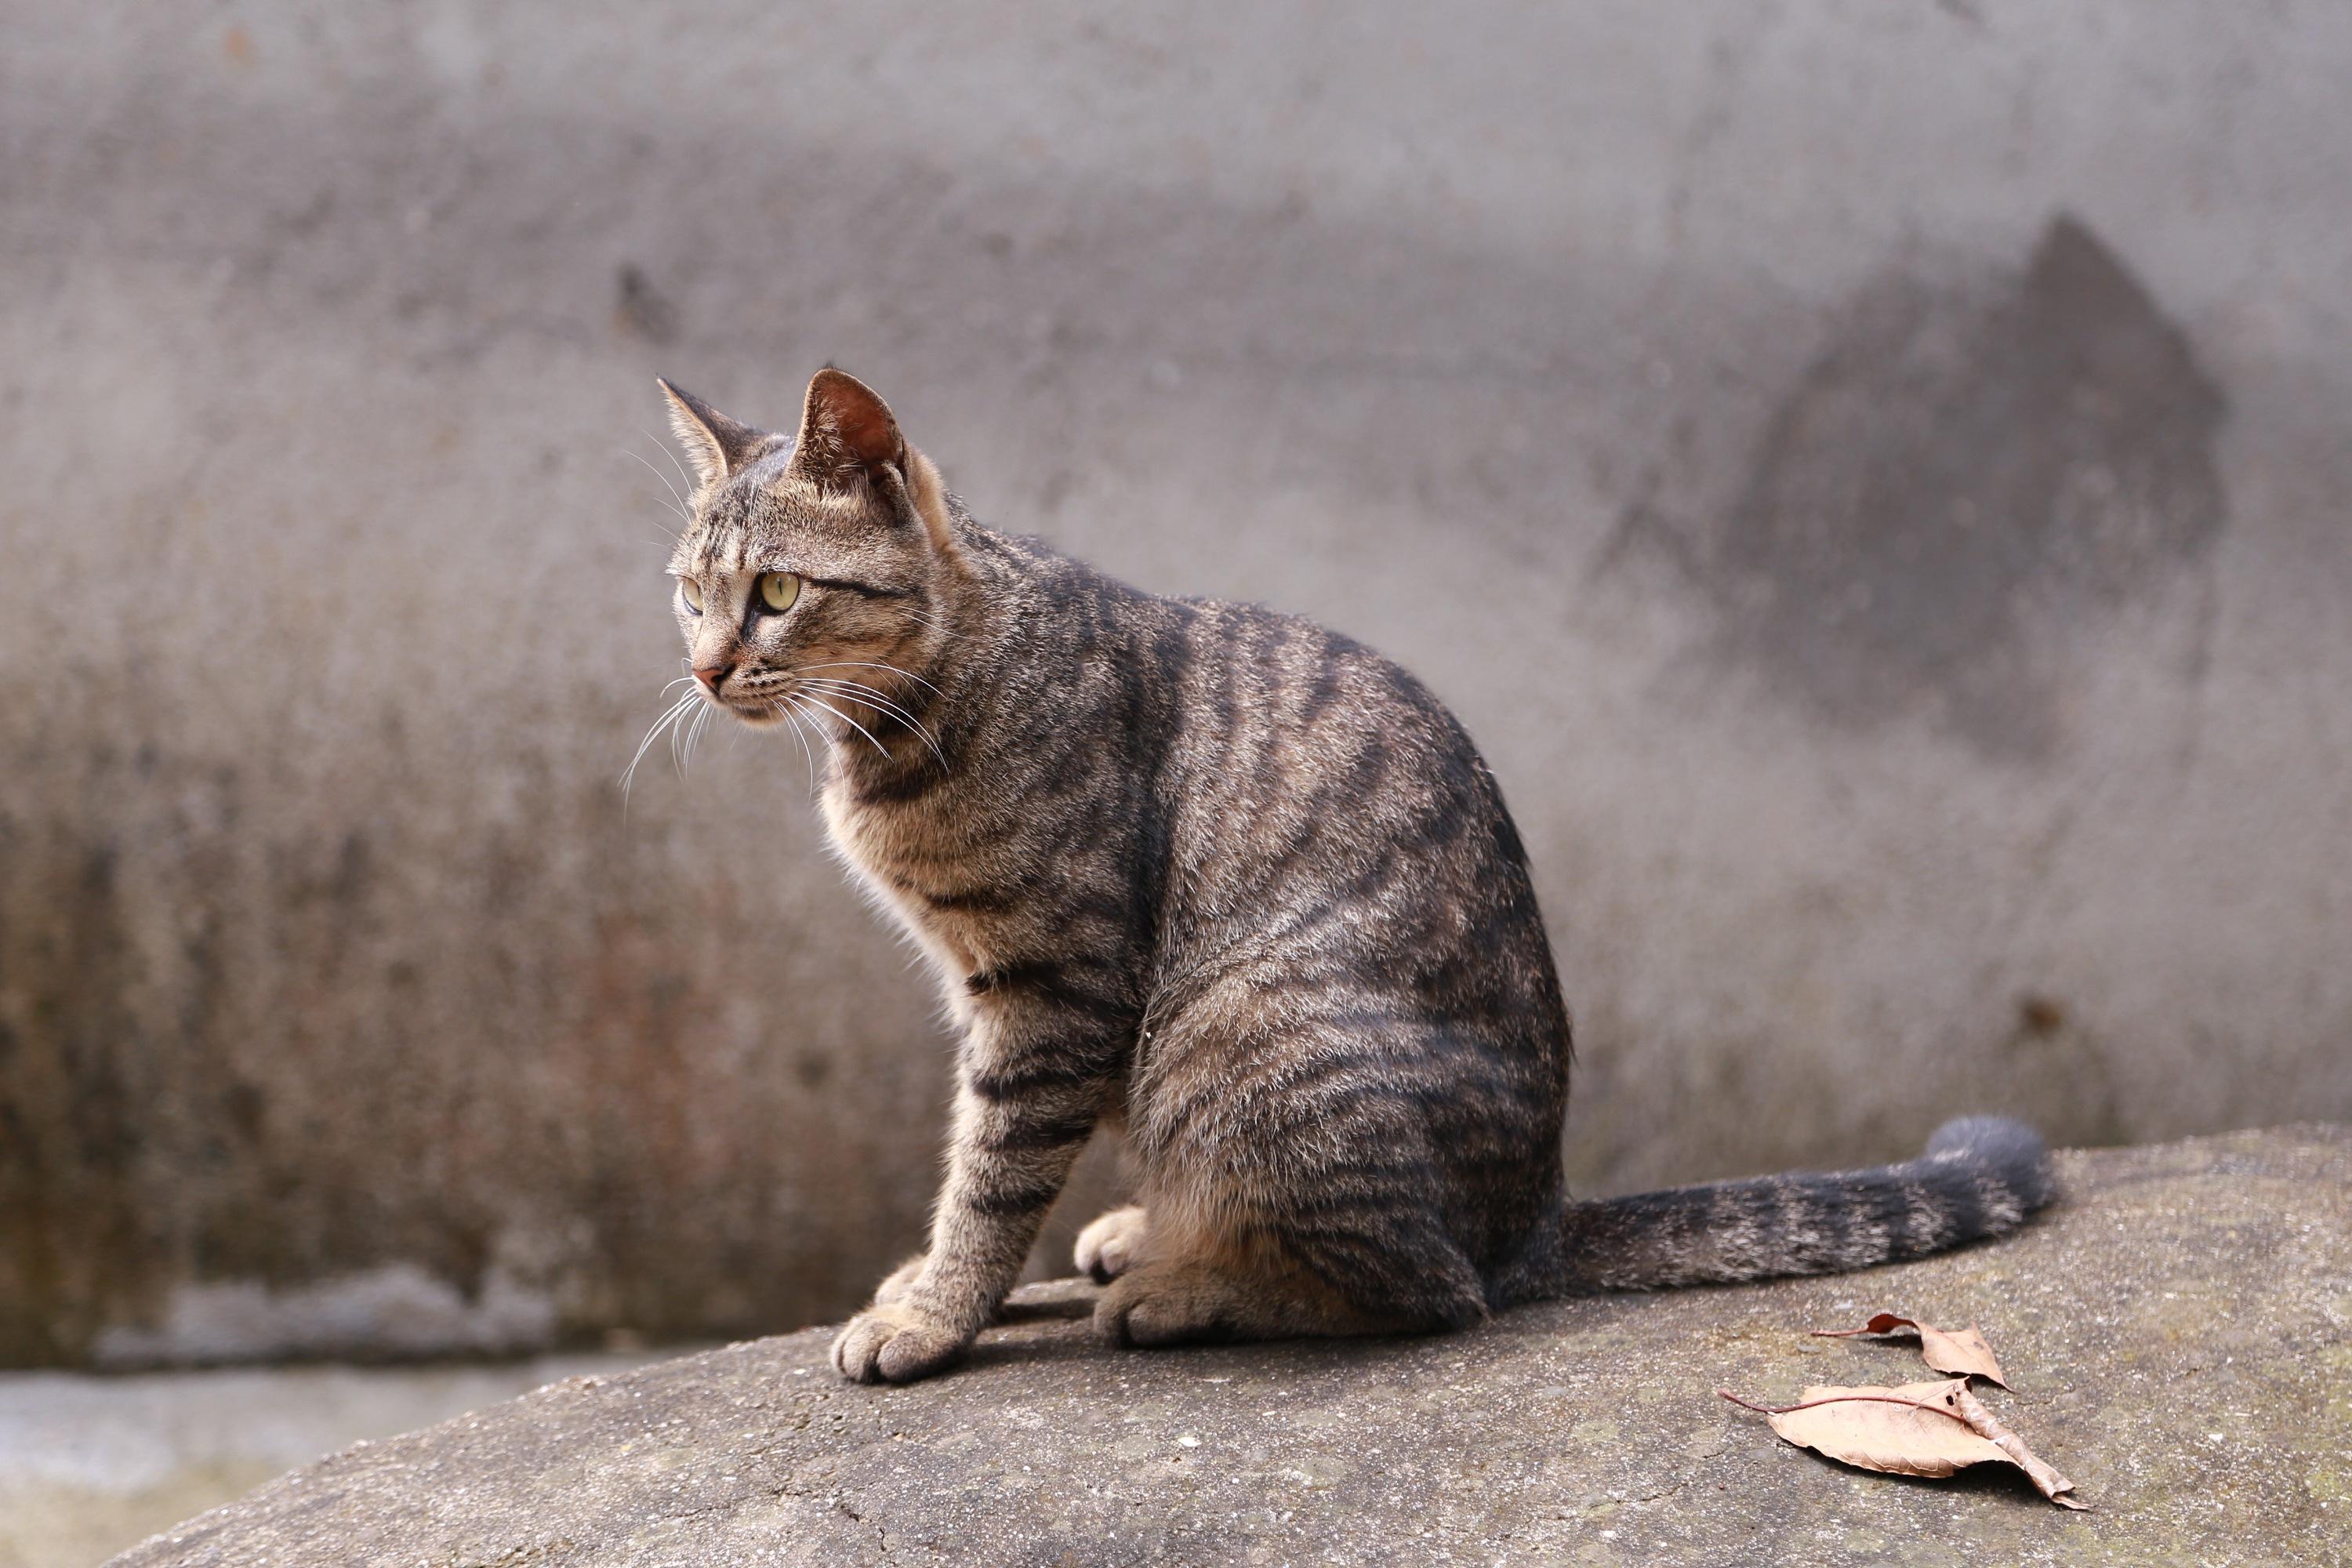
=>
[658,379,769,488]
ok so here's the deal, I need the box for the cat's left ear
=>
[789,368,956,554]
[658,379,770,488]
[788,367,907,491]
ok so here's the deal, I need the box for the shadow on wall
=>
[1617,214,2227,762]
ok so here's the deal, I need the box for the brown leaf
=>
[1759,1379,2000,1477]
[1812,1312,2011,1387]
[1719,1380,2086,1508]
[1950,1384,2086,1509]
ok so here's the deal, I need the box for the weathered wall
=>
[4,2,2350,1365]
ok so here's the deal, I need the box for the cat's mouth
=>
[701,688,786,725]
[725,704,786,728]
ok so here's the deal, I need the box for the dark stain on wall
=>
[0,727,945,1367]
[1705,214,2228,757]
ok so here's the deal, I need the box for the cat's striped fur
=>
[655,368,2055,1385]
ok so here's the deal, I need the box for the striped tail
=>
[1494,1116,2056,1305]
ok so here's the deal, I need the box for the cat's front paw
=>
[829,1303,969,1384]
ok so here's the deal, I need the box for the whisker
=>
[784,692,839,760]
[637,426,700,505]
[621,691,701,806]
[672,696,704,775]
[796,691,892,759]
[797,659,944,697]
[796,677,930,732]
[769,697,822,792]
[626,691,698,779]
[795,677,948,769]
[681,702,716,775]
[898,610,971,644]
[783,694,842,797]
[621,448,691,524]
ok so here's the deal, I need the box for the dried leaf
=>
[1812,1312,2011,1388]
[1719,1380,2085,1509]
[1950,1383,2085,1508]
[1737,1378,2000,1477]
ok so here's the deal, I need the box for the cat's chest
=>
[820,784,1000,996]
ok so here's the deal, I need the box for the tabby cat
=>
[652,367,2053,1385]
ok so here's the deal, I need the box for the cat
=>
[652,366,2054,1385]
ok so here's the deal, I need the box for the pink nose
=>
[693,662,733,694]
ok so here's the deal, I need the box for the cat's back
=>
[945,533,1562,1027]
[967,534,1491,835]
[1150,593,1485,833]
[1127,590,1556,1001]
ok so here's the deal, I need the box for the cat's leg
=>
[1073,1204,1149,1282]
[831,1007,1119,1383]
[830,1080,1095,1381]
[1099,1006,1491,1349]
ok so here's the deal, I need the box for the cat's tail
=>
[1491,1116,2055,1306]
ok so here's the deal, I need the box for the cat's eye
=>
[757,572,801,613]
[679,578,704,614]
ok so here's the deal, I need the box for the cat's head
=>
[657,368,959,731]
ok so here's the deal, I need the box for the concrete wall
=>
[4,1,2348,1365]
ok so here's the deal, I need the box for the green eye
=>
[679,578,703,613]
[757,572,800,613]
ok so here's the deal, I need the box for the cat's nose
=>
[694,662,734,694]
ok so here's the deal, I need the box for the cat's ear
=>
[788,368,957,554]
[787,367,907,491]
[657,379,769,488]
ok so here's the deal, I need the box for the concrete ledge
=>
[111,1128,2350,1566]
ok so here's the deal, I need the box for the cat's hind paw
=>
[1093,1262,1252,1348]
[1073,1204,1149,1283]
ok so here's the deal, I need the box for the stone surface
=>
[0,1349,673,1568]
[8,1,2352,1365]
[107,1129,2352,1566]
